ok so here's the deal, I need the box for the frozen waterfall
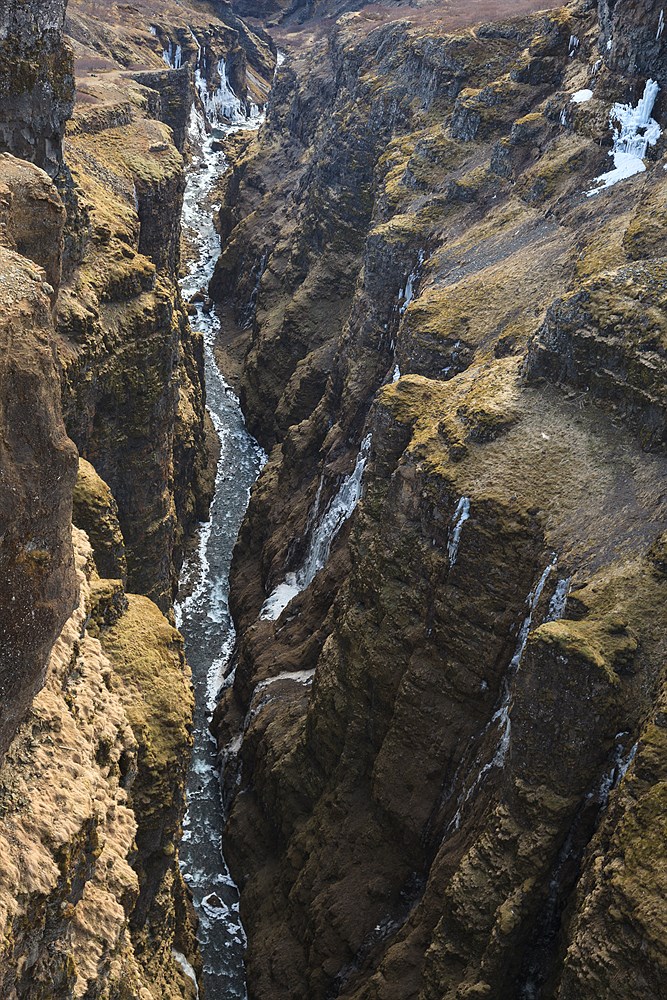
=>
[260,435,373,621]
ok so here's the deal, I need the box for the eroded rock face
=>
[0,244,78,761]
[0,0,74,176]
[212,1,667,997]
[599,0,667,86]
[0,153,67,293]
[0,529,198,999]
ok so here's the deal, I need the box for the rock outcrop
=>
[0,234,78,760]
[0,0,74,177]
[211,1,667,998]
[0,528,198,999]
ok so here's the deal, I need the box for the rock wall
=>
[0,526,198,999]
[0,168,78,758]
[599,0,667,87]
[213,1,667,998]
[0,0,74,176]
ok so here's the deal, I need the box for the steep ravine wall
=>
[214,1,667,998]
[0,0,272,994]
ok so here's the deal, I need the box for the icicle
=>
[587,80,662,195]
[569,35,580,57]
[658,9,665,41]
[447,497,471,568]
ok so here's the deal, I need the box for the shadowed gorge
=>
[0,0,666,998]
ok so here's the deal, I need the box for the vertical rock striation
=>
[0,0,74,177]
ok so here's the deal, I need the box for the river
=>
[174,104,265,1000]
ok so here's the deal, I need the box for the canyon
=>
[0,0,666,998]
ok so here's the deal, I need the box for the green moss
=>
[531,618,633,684]
[101,594,193,810]
[73,458,127,581]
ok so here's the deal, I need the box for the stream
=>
[174,103,265,999]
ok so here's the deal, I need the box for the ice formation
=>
[260,435,373,621]
[447,497,471,568]
[587,80,662,195]
[571,89,593,104]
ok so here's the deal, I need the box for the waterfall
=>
[446,558,557,834]
[587,79,662,195]
[187,28,249,125]
[518,735,639,999]
[398,250,426,315]
[260,434,373,621]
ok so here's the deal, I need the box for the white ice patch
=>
[587,79,662,195]
[447,497,470,568]
[546,577,570,621]
[392,364,401,382]
[172,950,199,999]
[162,40,182,69]
[569,34,580,57]
[255,669,316,693]
[658,9,665,41]
[571,89,593,104]
[260,435,373,620]
[398,249,426,315]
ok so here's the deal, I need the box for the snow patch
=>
[571,89,593,104]
[172,950,199,999]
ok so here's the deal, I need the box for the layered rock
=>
[0,527,198,999]
[0,0,74,176]
[212,1,667,998]
[0,160,78,759]
[599,0,667,87]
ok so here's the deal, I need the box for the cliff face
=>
[0,526,197,999]
[0,0,272,993]
[0,0,74,177]
[213,1,667,998]
[0,187,78,759]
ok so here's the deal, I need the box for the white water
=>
[260,434,373,621]
[588,79,662,195]
[398,249,426,315]
[175,95,265,999]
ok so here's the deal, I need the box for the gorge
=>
[0,0,666,999]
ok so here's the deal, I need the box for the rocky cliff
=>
[212,1,667,998]
[0,0,74,177]
[0,0,272,993]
